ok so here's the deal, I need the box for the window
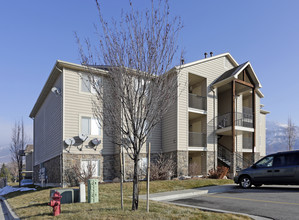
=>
[256,156,273,168]
[81,117,101,136]
[134,78,150,96]
[80,73,102,94]
[81,160,100,177]
[273,155,285,167]
[285,153,299,166]
[138,157,148,175]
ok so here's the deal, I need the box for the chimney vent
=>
[204,52,208,58]
[210,52,213,57]
[181,58,185,65]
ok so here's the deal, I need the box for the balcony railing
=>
[217,112,253,129]
[189,93,206,110]
[243,137,252,149]
[218,144,253,170]
[189,132,206,147]
[243,107,252,115]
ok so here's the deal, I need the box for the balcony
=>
[243,136,252,150]
[217,112,253,129]
[216,112,254,135]
[243,107,252,115]
[189,132,206,147]
[189,93,206,110]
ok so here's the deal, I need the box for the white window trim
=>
[79,72,102,95]
[81,159,100,177]
[79,114,102,138]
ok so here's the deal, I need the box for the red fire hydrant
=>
[49,191,62,216]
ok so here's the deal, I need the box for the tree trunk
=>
[132,157,139,210]
[120,146,124,210]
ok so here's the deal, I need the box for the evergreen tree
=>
[0,163,12,182]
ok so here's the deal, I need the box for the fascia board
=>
[247,62,262,88]
[175,53,239,70]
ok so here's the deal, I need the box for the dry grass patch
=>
[5,179,250,219]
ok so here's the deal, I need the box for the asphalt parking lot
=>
[170,185,299,220]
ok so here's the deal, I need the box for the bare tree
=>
[150,153,176,180]
[10,120,27,187]
[286,117,297,151]
[7,162,18,182]
[72,161,97,185]
[77,0,183,210]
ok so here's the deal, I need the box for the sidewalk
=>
[0,196,20,220]
[140,184,236,201]
[0,199,10,220]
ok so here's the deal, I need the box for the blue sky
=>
[0,0,299,161]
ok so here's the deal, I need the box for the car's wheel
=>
[254,184,262,187]
[239,176,252,189]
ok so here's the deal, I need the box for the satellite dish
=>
[79,134,88,142]
[91,138,101,146]
[51,87,61,95]
[64,138,75,146]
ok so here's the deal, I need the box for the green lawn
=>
[5,179,250,220]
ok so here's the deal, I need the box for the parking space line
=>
[206,195,299,206]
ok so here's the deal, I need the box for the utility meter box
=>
[50,189,80,204]
[50,189,73,204]
[88,179,99,203]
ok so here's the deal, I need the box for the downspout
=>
[57,65,64,187]
[213,88,216,170]
[33,117,35,183]
[60,153,63,187]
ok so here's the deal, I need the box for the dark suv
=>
[234,150,299,189]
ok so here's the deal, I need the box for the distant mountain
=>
[266,121,299,154]
[0,145,11,164]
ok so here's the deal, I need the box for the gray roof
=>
[213,61,248,85]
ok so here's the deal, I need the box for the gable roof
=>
[212,61,262,89]
[213,62,248,85]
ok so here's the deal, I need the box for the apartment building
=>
[30,53,268,186]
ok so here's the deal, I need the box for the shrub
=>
[208,166,229,179]
[69,162,97,186]
[188,163,201,176]
[150,153,176,180]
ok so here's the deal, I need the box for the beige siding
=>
[63,68,114,155]
[255,94,261,153]
[162,101,177,152]
[177,70,188,151]
[34,74,63,165]
[259,113,266,156]
[181,56,234,152]
[143,122,162,153]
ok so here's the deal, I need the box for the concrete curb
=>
[140,184,236,201]
[0,196,20,220]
